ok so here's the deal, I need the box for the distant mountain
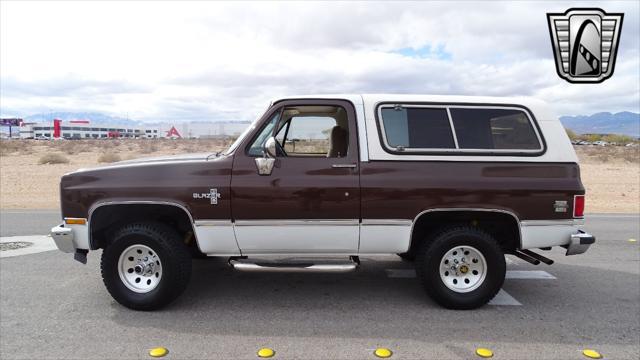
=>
[560,112,639,137]
[23,112,141,127]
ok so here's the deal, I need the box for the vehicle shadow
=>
[106,256,640,346]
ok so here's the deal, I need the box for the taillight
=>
[574,195,585,218]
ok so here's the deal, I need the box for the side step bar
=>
[229,256,360,273]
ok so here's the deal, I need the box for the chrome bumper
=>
[50,224,76,253]
[565,230,596,255]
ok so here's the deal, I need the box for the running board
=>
[229,256,360,273]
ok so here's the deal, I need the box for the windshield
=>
[222,105,271,155]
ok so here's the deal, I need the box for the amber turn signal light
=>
[64,218,87,225]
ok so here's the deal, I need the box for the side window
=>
[247,112,280,156]
[450,108,541,150]
[275,106,349,158]
[380,107,455,149]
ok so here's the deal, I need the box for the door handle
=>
[332,164,357,168]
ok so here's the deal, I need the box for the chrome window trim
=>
[376,103,545,155]
[87,200,200,251]
[446,107,460,149]
[410,208,523,248]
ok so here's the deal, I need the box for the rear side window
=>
[378,104,543,154]
[380,108,455,149]
[450,108,541,150]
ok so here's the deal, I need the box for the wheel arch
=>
[409,208,522,255]
[88,201,199,251]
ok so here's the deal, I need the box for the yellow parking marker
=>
[374,347,393,358]
[582,349,602,359]
[257,348,275,358]
[476,348,494,358]
[629,238,637,243]
[149,347,168,358]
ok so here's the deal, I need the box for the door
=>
[231,99,360,254]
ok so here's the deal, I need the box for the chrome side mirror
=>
[255,136,276,176]
[264,137,277,158]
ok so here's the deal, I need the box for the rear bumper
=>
[565,230,596,255]
[520,220,595,255]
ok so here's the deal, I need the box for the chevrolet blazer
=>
[51,94,595,310]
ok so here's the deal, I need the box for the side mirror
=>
[264,137,277,158]
[255,137,277,176]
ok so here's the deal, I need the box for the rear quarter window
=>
[450,108,541,150]
[377,104,544,155]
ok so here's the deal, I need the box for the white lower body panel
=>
[520,220,584,249]
[194,220,241,256]
[359,220,412,253]
[234,220,359,254]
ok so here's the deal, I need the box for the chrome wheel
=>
[439,245,487,293]
[117,244,162,293]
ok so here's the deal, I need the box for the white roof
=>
[273,94,557,121]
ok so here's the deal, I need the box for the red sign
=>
[53,119,62,138]
[166,126,182,138]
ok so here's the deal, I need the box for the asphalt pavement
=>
[0,211,638,359]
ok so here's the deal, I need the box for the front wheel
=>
[415,226,505,309]
[100,222,192,310]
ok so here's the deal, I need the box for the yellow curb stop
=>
[629,239,637,243]
[583,349,602,359]
[149,347,168,358]
[257,348,275,358]
[374,347,393,358]
[476,348,494,358]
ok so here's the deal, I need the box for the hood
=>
[115,152,214,165]
[66,152,218,175]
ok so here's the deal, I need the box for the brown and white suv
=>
[51,94,595,310]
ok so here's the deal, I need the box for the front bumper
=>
[50,224,76,253]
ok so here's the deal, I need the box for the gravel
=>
[0,242,33,251]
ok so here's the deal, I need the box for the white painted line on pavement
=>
[506,270,556,280]
[386,269,416,278]
[385,269,557,280]
[0,235,57,258]
[488,289,522,306]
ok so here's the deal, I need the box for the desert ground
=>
[0,139,638,213]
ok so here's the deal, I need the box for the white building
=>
[20,120,159,139]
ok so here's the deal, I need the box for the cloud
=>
[1,0,638,122]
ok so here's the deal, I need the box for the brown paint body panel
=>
[360,161,582,220]
[231,99,361,220]
[60,155,234,220]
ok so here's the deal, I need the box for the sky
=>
[1,0,639,123]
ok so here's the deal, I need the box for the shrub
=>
[98,152,121,163]
[38,153,70,165]
[139,142,158,154]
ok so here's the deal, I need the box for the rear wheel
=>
[415,226,505,309]
[101,222,192,310]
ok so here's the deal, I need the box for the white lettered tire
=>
[415,226,506,309]
[101,222,192,311]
